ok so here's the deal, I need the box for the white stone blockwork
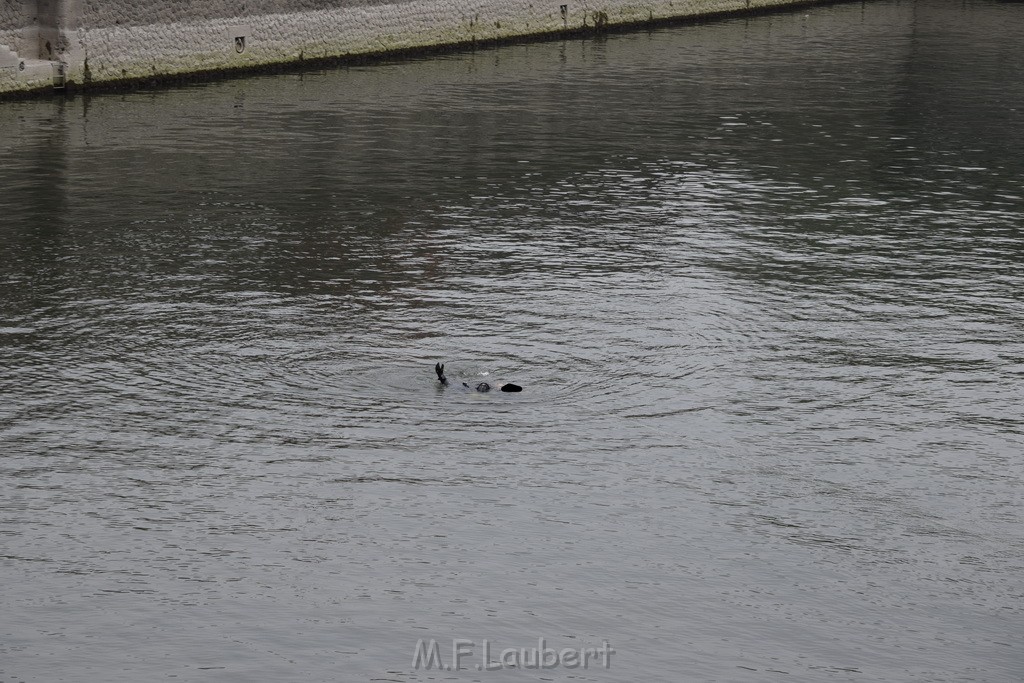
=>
[1,0,820,95]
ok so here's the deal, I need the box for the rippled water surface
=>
[2,1,1023,681]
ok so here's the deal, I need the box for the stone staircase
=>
[0,43,18,68]
[1,42,64,89]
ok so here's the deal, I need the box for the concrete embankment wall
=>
[2,0,820,95]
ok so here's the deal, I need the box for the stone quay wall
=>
[2,0,824,95]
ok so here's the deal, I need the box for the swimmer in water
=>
[435,363,522,392]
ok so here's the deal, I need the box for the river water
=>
[1,0,1022,681]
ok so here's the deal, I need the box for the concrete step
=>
[1,45,64,87]
[0,43,21,68]
[18,58,63,85]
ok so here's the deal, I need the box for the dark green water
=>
[1,1,1022,681]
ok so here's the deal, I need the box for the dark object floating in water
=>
[435,363,522,393]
